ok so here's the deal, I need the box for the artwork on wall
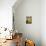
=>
[26,16,32,24]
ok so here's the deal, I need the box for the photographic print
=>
[26,16,32,24]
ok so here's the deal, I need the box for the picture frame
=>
[26,16,32,24]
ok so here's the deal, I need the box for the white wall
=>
[13,0,41,46]
[41,0,46,46]
[0,0,16,29]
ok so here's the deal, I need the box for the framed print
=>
[26,16,32,24]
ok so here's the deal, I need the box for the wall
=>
[13,0,41,46]
[41,0,46,46]
[0,0,16,30]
